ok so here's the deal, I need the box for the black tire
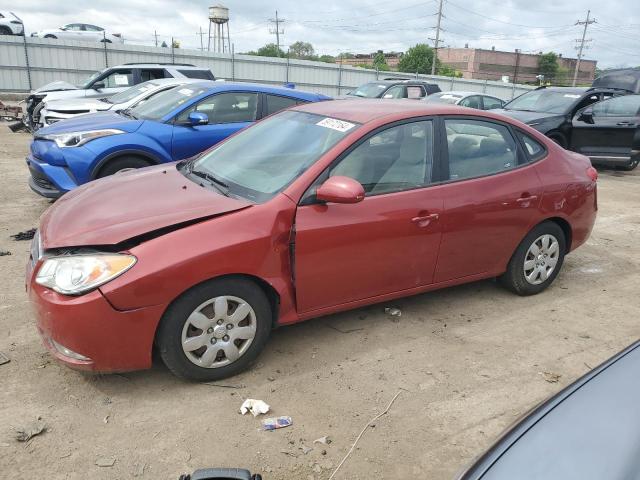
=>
[96,156,152,178]
[156,277,272,381]
[0,27,11,35]
[547,131,567,148]
[499,221,566,296]
[618,158,639,171]
[44,34,57,39]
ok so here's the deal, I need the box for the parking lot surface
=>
[1,126,639,480]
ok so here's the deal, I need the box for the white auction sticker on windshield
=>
[178,88,194,96]
[316,117,356,132]
[563,94,581,98]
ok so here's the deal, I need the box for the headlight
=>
[36,254,136,295]
[37,129,124,148]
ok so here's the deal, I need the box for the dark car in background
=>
[346,79,441,99]
[592,68,640,94]
[493,86,627,148]
[457,340,640,480]
[571,94,640,170]
[424,91,505,110]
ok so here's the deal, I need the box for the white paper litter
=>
[240,399,270,417]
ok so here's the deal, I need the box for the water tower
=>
[208,5,231,53]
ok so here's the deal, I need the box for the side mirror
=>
[578,108,594,124]
[92,81,105,90]
[316,176,365,204]
[188,111,209,126]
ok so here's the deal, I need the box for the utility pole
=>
[269,10,285,57]
[513,49,521,84]
[572,10,596,87]
[430,0,444,75]
[153,30,158,47]
[197,27,205,51]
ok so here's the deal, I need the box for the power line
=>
[445,0,574,29]
[572,10,596,86]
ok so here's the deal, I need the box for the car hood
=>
[45,98,112,112]
[36,111,142,134]
[492,109,564,125]
[33,81,79,94]
[40,164,253,248]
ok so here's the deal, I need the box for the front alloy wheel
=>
[181,296,257,368]
[157,278,272,381]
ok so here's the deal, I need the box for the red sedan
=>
[26,100,598,381]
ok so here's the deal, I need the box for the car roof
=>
[143,78,202,86]
[433,91,490,97]
[366,79,437,86]
[112,63,210,70]
[293,98,505,124]
[178,81,329,101]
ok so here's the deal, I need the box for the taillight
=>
[586,166,598,182]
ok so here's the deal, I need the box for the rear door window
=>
[383,85,406,99]
[407,86,426,99]
[445,119,518,180]
[140,69,166,82]
[265,95,300,116]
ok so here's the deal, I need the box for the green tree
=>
[372,50,390,71]
[398,43,436,74]
[538,52,560,81]
[438,64,462,78]
[246,43,285,58]
[317,54,335,63]
[289,41,316,59]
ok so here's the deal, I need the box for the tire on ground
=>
[156,277,272,382]
[499,221,567,296]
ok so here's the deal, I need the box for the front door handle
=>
[617,121,635,126]
[516,195,538,206]
[411,213,439,227]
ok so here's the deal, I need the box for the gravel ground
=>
[1,124,639,480]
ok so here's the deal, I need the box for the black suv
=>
[346,79,441,99]
[492,86,629,148]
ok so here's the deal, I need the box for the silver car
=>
[30,23,123,43]
[424,91,506,110]
[39,78,202,127]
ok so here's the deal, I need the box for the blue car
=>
[27,82,330,198]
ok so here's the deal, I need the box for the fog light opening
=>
[50,338,91,362]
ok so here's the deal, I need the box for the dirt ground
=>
[1,123,639,480]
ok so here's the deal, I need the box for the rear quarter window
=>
[517,131,547,163]
[178,70,215,80]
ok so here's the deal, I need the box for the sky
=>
[6,0,640,69]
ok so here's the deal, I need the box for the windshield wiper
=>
[119,108,138,119]
[190,168,231,196]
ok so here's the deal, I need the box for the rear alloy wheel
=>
[96,156,152,178]
[500,221,566,296]
[156,278,272,381]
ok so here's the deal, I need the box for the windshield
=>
[79,71,102,89]
[107,81,162,104]
[425,93,463,105]
[131,86,207,120]
[505,90,584,114]
[183,111,358,202]
[348,83,389,98]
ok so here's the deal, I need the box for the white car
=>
[31,23,123,43]
[0,11,24,35]
[39,78,202,127]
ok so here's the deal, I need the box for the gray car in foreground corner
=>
[457,340,640,480]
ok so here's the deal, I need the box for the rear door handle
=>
[411,213,439,227]
[616,121,636,126]
[516,195,538,204]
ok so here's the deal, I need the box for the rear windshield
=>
[178,70,215,80]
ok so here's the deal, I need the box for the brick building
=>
[437,47,597,84]
[339,51,403,69]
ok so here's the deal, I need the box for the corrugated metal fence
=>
[0,35,535,99]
